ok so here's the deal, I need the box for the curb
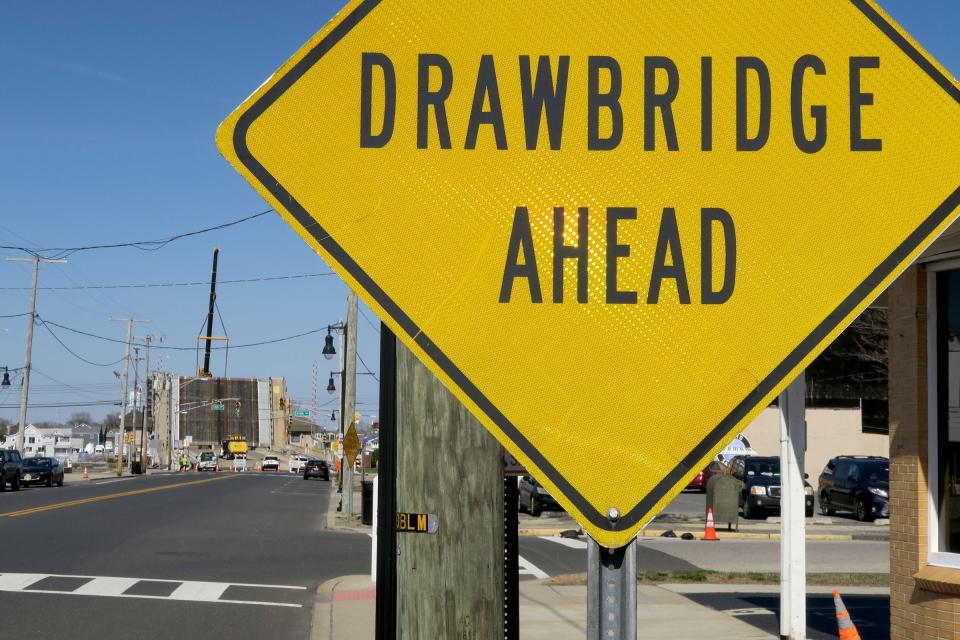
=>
[518,528,853,541]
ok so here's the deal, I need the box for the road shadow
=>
[678,592,889,640]
[635,542,702,572]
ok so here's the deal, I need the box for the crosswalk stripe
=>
[0,572,303,607]
[168,581,230,602]
[0,574,46,590]
[72,576,138,596]
[539,535,589,549]
[517,556,549,579]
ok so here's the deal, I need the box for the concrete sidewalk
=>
[517,513,889,541]
[310,575,779,639]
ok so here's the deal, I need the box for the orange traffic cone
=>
[82,465,89,479]
[703,508,719,541]
[833,590,862,640]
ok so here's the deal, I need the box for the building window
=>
[27,437,35,444]
[936,270,960,554]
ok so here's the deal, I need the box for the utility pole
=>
[5,255,66,455]
[111,317,148,476]
[138,335,158,473]
[384,334,504,637]
[131,346,140,473]
[343,290,358,519]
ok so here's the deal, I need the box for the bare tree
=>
[69,411,93,426]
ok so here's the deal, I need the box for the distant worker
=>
[179,452,189,472]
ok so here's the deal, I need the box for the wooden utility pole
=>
[343,291,358,517]
[110,317,148,476]
[392,338,504,638]
[5,255,66,455]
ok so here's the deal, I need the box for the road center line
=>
[0,475,237,518]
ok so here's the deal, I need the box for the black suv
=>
[818,456,888,522]
[730,455,814,519]
[303,458,329,481]
[0,449,22,491]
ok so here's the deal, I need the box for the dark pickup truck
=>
[0,449,22,491]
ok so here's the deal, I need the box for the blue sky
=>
[0,1,957,424]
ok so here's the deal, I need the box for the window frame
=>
[927,259,960,568]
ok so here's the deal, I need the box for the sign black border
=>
[231,0,960,533]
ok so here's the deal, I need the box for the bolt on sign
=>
[218,1,960,547]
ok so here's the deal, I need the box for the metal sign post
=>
[587,536,637,640]
[779,373,807,639]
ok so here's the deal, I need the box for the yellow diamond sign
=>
[218,0,960,547]
[343,422,361,467]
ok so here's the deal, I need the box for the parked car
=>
[21,457,64,487]
[518,474,562,517]
[261,455,280,472]
[289,455,309,473]
[687,460,726,493]
[303,458,329,481]
[0,450,22,491]
[196,451,219,472]
[729,455,814,519]
[818,456,889,522]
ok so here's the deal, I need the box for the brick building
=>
[889,232,960,638]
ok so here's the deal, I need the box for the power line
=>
[356,352,379,382]
[358,308,381,334]
[0,312,30,318]
[37,317,126,367]
[30,369,119,403]
[0,208,273,259]
[0,400,119,409]
[42,318,327,352]
[0,271,336,291]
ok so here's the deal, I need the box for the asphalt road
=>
[673,588,889,640]
[517,536,889,579]
[0,471,369,639]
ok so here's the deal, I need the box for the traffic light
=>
[235,400,241,417]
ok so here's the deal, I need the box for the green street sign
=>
[294,410,311,418]
[212,403,225,411]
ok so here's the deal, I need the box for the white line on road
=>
[93,478,141,485]
[0,574,45,590]
[517,556,549,579]
[73,576,139,596]
[539,535,589,549]
[169,581,230,602]
[0,572,305,607]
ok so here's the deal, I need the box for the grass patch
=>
[543,572,888,587]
